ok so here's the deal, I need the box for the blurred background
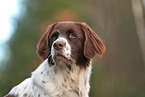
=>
[0,0,145,97]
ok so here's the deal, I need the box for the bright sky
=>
[0,0,20,68]
[0,0,19,43]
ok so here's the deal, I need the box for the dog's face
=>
[37,21,105,68]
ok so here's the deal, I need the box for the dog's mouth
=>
[54,52,73,63]
[52,52,74,70]
[55,53,67,61]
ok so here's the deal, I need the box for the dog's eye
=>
[51,32,59,41]
[52,36,56,40]
[69,33,77,39]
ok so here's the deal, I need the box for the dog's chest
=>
[32,61,91,97]
[7,60,91,97]
[48,67,89,97]
[54,69,83,97]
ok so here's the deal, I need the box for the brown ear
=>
[36,23,57,60]
[80,23,105,59]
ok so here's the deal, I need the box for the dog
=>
[5,21,105,97]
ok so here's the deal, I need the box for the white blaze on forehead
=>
[51,37,71,58]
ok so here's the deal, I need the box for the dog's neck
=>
[32,58,92,97]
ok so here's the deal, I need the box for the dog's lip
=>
[53,51,67,60]
[55,52,65,58]
[54,51,74,63]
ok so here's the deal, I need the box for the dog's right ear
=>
[36,23,57,60]
[79,22,105,59]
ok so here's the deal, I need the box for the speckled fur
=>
[6,59,92,97]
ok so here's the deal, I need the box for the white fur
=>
[8,59,92,97]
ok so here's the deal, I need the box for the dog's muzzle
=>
[51,37,73,68]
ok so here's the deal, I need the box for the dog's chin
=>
[52,53,74,70]
[53,53,70,64]
[54,55,65,64]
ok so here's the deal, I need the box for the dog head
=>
[37,21,105,68]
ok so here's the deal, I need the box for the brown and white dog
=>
[5,21,105,97]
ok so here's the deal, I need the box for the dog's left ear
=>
[37,23,57,60]
[79,22,105,59]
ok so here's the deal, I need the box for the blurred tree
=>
[132,0,145,66]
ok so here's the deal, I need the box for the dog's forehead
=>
[54,22,81,32]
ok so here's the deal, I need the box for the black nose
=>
[53,41,64,51]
